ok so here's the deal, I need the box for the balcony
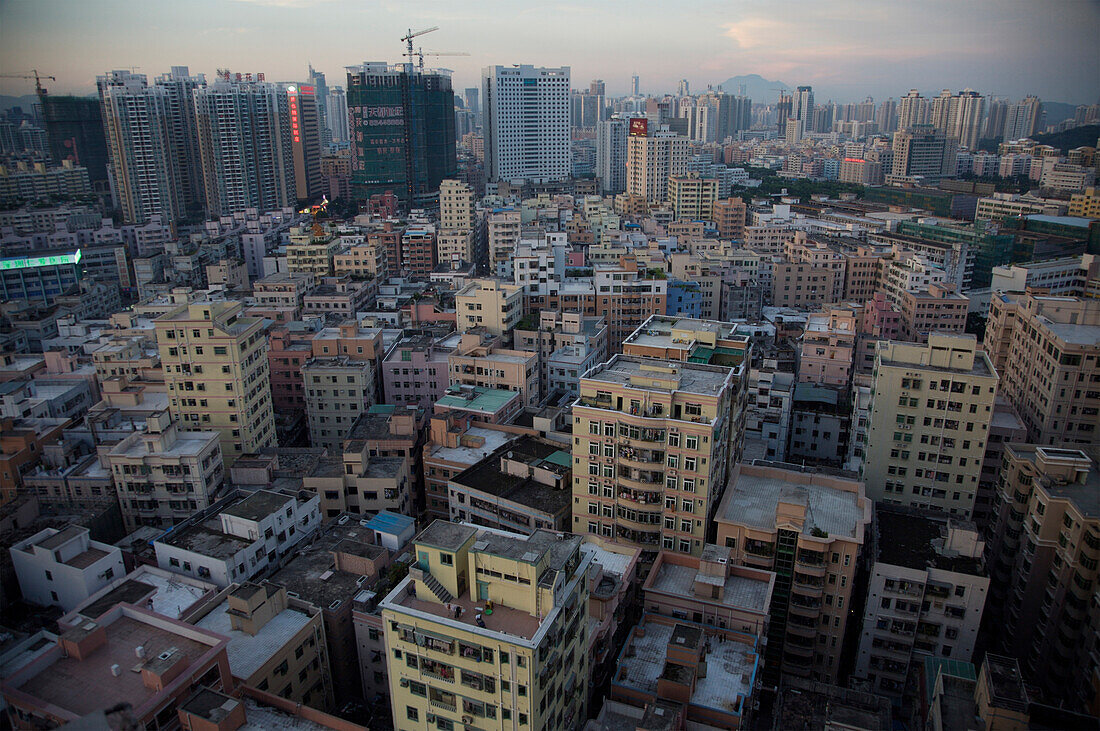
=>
[619,470,664,491]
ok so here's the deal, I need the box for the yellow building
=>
[572,354,744,560]
[455,279,524,336]
[287,226,340,275]
[381,521,591,731]
[1068,186,1100,218]
[155,300,275,465]
[667,174,718,221]
[862,334,997,518]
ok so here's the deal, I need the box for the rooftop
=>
[270,519,383,609]
[220,490,292,523]
[8,609,221,719]
[435,386,519,415]
[450,436,572,517]
[74,571,211,622]
[616,618,756,716]
[193,596,313,680]
[365,510,415,536]
[874,508,985,575]
[415,520,477,552]
[1009,445,1100,518]
[584,355,733,397]
[427,426,514,465]
[719,462,866,539]
[158,522,252,560]
[648,562,771,614]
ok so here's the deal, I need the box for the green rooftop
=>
[369,404,397,414]
[542,450,572,468]
[435,386,518,415]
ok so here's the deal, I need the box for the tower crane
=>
[0,70,57,95]
[403,48,470,73]
[400,27,439,72]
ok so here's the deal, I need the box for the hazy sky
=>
[1,0,1098,104]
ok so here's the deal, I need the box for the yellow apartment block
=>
[381,521,591,731]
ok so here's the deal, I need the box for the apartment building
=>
[785,235,847,304]
[334,241,387,279]
[798,308,857,388]
[898,283,969,343]
[251,272,318,323]
[302,356,376,452]
[985,444,1100,712]
[771,261,837,310]
[621,314,751,367]
[449,331,540,407]
[188,581,333,709]
[422,414,517,521]
[715,461,872,684]
[854,508,989,700]
[0,604,234,730]
[667,174,718,221]
[448,435,572,534]
[486,208,522,275]
[455,279,523,336]
[107,411,224,531]
[301,275,373,318]
[10,525,126,612]
[514,310,607,396]
[381,521,592,730]
[155,300,275,464]
[154,488,322,587]
[572,355,742,561]
[400,224,437,278]
[863,334,998,517]
[303,451,411,518]
[286,228,340,276]
[985,292,1100,447]
[713,197,747,240]
[267,327,315,414]
[626,127,689,204]
[381,330,456,409]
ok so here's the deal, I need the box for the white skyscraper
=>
[897,89,929,131]
[1003,96,1043,141]
[482,65,571,184]
[98,70,184,225]
[326,86,348,144]
[596,117,628,193]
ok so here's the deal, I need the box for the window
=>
[440,553,454,566]
[407,707,418,722]
[45,570,53,581]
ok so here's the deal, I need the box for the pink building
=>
[855,293,900,374]
[798,308,857,387]
[381,331,457,409]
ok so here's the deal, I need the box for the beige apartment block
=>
[448,330,539,407]
[785,234,847,303]
[189,581,334,710]
[436,229,475,267]
[798,308,857,388]
[251,272,318,322]
[439,179,474,230]
[455,279,524,336]
[304,451,411,518]
[155,300,275,464]
[1068,186,1100,218]
[572,355,742,560]
[108,411,224,531]
[668,174,719,221]
[380,522,591,731]
[898,282,969,343]
[712,197,747,240]
[714,461,871,684]
[863,334,998,517]
[986,444,1100,712]
[286,227,340,275]
[486,209,521,274]
[772,261,838,310]
[985,292,1100,447]
[626,128,689,204]
[302,356,376,452]
[333,241,386,279]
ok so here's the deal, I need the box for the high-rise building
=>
[625,125,689,203]
[631,74,640,96]
[930,89,986,150]
[888,124,958,183]
[571,353,744,560]
[482,65,571,184]
[862,334,998,517]
[98,70,184,225]
[776,93,793,137]
[325,85,348,144]
[794,85,814,124]
[346,62,457,205]
[153,67,206,212]
[677,79,690,97]
[714,461,871,685]
[155,300,276,465]
[39,93,110,186]
[732,95,752,133]
[307,64,330,148]
[596,117,628,194]
[985,98,1008,140]
[897,89,929,131]
[985,292,1100,446]
[877,98,898,133]
[1004,96,1043,141]
[986,444,1100,712]
[590,79,605,96]
[302,356,375,451]
[380,522,592,730]
[463,86,479,127]
[285,82,322,200]
[193,72,297,217]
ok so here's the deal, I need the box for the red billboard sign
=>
[629,118,648,137]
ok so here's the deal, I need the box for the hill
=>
[0,94,40,113]
[1032,125,1099,153]
[716,74,790,103]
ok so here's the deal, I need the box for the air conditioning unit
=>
[426,714,437,723]
[400,678,409,687]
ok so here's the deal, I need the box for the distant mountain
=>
[1042,101,1079,126]
[716,74,790,103]
[0,94,40,113]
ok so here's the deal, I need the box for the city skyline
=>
[1,0,1097,104]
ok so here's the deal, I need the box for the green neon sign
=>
[0,249,82,271]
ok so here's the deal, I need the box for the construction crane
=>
[403,48,469,73]
[0,69,57,95]
[400,27,439,71]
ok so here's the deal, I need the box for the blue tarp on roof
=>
[365,510,415,535]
